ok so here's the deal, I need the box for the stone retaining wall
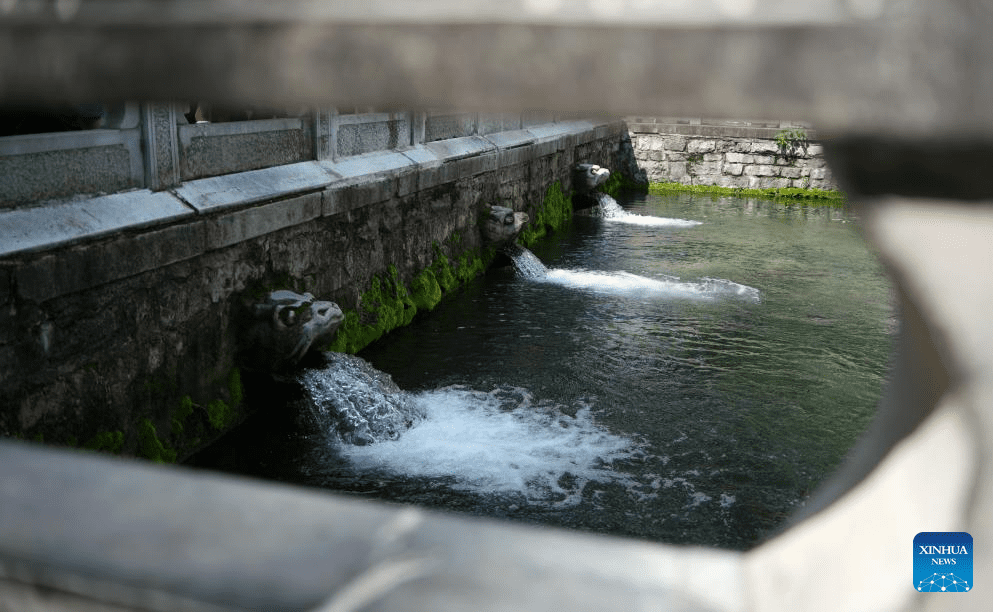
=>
[627,120,838,190]
[0,119,625,459]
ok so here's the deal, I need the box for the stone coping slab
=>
[481,129,536,150]
[421,135,496,162]
[174,161,336,213]
[0,190,194,258]
[526,120,599,142]
[323,149,416,180]
[401,145,443,167]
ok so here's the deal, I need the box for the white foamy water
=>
[596,193,702,227]
[507,246,760,302]
[539,269,761,302]
[334,385,639,505]
[505,244,548,279]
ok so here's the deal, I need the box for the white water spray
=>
[595,193,702,227]
[301,354,640,505]
[505,245,760,302]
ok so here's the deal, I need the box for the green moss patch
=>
[328,265,416,354]
[172,395,194,435]
[138,419,177,464]
[206,399,232,431]
[648,181,846,205]
[431,243,458,293]
[83,431,124,454]
[457,251,488,285]
[410,268,443,312]
[328,245,496,355]
[521,182,572,246]
[601,172,647,198]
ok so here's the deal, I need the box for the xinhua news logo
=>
[914,532,973,592]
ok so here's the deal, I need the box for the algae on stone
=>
[138,418,177,463]
[521,182,572,246]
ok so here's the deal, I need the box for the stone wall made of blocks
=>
[630,133,837,190]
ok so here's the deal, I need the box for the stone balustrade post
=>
[314,108,338,161]
[410,112,426,147]
[140,102,181,191]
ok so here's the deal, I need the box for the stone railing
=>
[0,105,569,211]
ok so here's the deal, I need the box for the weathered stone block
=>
[726,152,754,164]
[206,193,322,251]
[703,153,723,162]
[811,168,829,180]
[640,161,666,182]
[753,154,776,165]
[395,168,419,197]
[322,190,344,217]
[750,141,780,154]
[666,161,689,179]
[663,136,687,151]
[726,163,744,176]
[687,139,717,153]
[716,175,749,189]
[16,221,207,303]
[689,161,722,176]
[780,167,803,179]
[332,180,394,211]
[732,140,754,153]
[745,164,777,177]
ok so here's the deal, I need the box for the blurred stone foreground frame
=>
[1,1,991,610]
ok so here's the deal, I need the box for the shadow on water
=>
[189,192,895,550]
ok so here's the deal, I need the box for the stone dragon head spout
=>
[573,163,611,194]
[240,290,344,372]
[482,205,530,247]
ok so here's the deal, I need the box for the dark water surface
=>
[190,193,895,550]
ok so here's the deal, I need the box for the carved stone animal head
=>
[482,205,530,246]
[573,163,611,194]
[241,290,344,372]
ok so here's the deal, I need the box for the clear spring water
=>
[190,192,895,550]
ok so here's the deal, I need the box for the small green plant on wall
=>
[775,128,809,165]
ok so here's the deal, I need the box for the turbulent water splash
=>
[595,192,702,227]
[340,385,640,505]
[505,244,548,279]
[543,270,761,302]
[299,353,639,504]
[506,244,760,302]
[299,352,426,445]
